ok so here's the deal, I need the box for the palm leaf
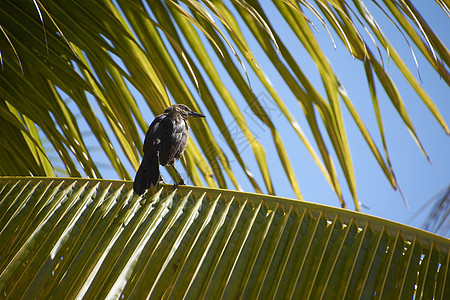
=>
[409,184,450,237]
[0,177,448,298]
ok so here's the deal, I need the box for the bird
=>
[133,104,205,195]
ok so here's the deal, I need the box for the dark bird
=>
[133,104,205,195]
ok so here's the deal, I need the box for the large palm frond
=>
[1,177,449,298]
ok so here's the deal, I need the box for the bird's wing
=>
[143,113,166,154]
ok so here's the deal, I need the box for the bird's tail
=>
[133,152,159,195]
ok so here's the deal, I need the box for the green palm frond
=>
[0,177,448,298]
[0,1,448,210]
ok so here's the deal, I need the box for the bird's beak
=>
[189,111,206,118]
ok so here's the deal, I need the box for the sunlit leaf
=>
[0,177,449,297]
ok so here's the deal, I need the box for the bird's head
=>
[164,104,205,119]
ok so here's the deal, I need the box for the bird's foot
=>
[156,175,166,189]
[159,174,166,184]
[173,179,185,189]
